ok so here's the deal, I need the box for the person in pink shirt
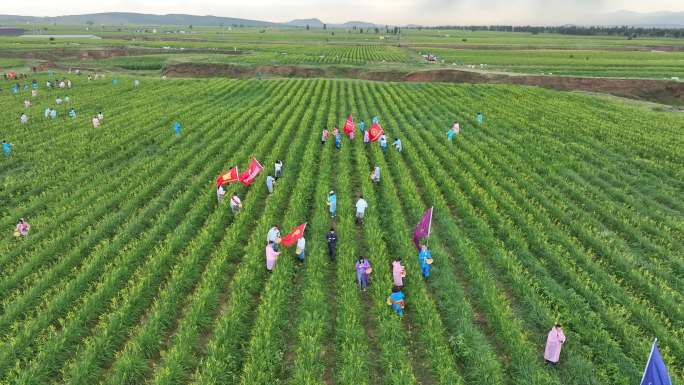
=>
[14,218,30,237]
[544,323,566,364]
[332,126,339,137]
[392,258,405,288]
[321,128,329,144]
[92,115,100,128]
[265,241,281,272]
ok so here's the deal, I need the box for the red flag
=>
[216,166,239,187]
[368,122,384,142]
[238,158,264,186]
[281,223,307,247]
[343,114,355,137]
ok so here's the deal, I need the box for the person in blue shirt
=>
[372,116,379,124]
[387,286,405,317]
[2,140,12,157]
[174,121,181,136]
[11,84,19,94]
[359,120,366,132]
[49,109,57,119]
[418,244,433,279]
[334,133,342,150]
[327,191,337,218]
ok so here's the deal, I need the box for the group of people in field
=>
[4,71,567,366]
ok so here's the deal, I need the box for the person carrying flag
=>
[327,191,337,218]
[326,227,337,261]
[355,256,372,291]
[544,324,566,364]
[418,244,433,278]
[296,236,306,262]
[387,286,405,316]
[266,175,276,194]
[230,193,242,214]
[265,241,280,272]
[321,128,329,144]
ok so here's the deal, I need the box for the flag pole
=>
[639,338,657,385]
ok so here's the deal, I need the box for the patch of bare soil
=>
[0,47,242,61]
[163,63,684,106]
[408,43,684,52]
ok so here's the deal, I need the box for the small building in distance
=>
[0,28,26,36]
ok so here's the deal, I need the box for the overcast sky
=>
[4,0,684,25]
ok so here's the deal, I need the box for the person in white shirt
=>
[267,225,281,251]
[216,185,226,203]
[274,160,283,179]
[370,166,380,184]
[20,113,28,124]
[355,195,369,224]
[296,236,306,262]
[97,112,104,121]
[230,194,242,214]
[55,96,63,105]
[24,100,31,109]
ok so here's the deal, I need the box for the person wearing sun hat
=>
[327,190,337,218]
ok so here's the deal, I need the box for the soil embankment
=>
[163,63,684,106]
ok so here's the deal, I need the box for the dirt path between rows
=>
[163,63,684,107]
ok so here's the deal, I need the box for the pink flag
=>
[343,114,355,137]
[413,207,433,250]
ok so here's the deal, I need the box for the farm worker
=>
[92,116,101,128]
[326,227,337,261]
[379,134,388,151]
[327,191,337,218]
[359,120,366,132]
[267,225,281,251]
[56,96,63,105]
[46,80,52,88]
[230,193,243,214]
[44,107,51,118]
[67,79,72,88]
[31,89,37,97]
[65,96,70,103]
[20,113,28,124]
[392,258,406,287]
[349,129,355,140]
[265,241,280,271]
[452,121,460,135]
[321,128,329,144]
[332,126,339,137]
[266,175,275,194]
[355,256,371,291]
[274,160,283,179]
[49,109,57,119]
[355,195,368,225]
[447,129,455,142]
[372,116,379,124]
[387,286,405,316]
[14,218,30,237]
[296,236,306,262]
[418,244,433,278]
[134,79,140,87]
[31,80,37,89]
[112,78,118,85]
[11,84,19,94]
[476,112,484,125]
[544,324,566,364]
[393,138,402,152]
[217,185,226,203]
[2,140,12,157]
[173,121,181,136]
[334,133,342,150]
[24,84,29,92]
[24,100,31,108]
[98,112,104,121]
[363,129,370,144]
[59,80,65,88]
[68,108,76,118]
[371,166,380,184]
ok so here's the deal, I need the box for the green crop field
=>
[0,73,682,385]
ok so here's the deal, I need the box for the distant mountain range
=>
[0,12,380,28]
[0,11,681,28]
